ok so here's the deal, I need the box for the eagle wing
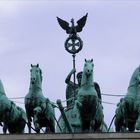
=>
[76,13,88,32]
[57,17,71,34]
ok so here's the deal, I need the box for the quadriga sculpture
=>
[0,80,26,133]
[57,59,106,133]
[115,66,140,132]
[75,59,105,132]
[25,64,55,133]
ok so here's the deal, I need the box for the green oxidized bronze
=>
[25,64,55,133]
[65,68,102,107]
[57,14,107,133]
[0,80,26,133]
[65,68,82,107]
[115,66,140,132]
[57,13,88,101]
[57,59,107,133]
[75,59,105,132]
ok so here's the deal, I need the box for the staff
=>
[57,13,88,98]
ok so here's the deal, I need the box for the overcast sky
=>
[0,0,140,132]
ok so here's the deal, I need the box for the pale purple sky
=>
[0,0,140,132]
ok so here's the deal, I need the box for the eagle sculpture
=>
[57,13,88,35]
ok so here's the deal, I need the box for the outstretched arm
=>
[65,68,76,84]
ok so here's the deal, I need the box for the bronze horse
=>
[25,64,55,133]
[57,59,106,133]
[115,66,140,132]
[0,80,26,133]
[76,59,104,132]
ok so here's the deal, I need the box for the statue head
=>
[30,64,42,85]
[84,59,94,77]
[77,71,83,86]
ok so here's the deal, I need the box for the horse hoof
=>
[135,123,140,130]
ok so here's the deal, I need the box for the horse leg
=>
[3,123,7,134]
[115,125,121,132]
[128,122,135,132]
[81,118,91,132]
[135,115,140,130]
[50,123,55,133]
[45,127,50,133]
[115,121,121,132]
[128,126,135,132]
[91,117,103,132]
[18,119,26,133]
[34,123,40,133]
[44,121,55,133]
[33,116,40,133]
[114,116,123,132]
[27,116,32,133]
[90,119,95,132]
[48,120,55,133]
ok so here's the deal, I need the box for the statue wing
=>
[57,17,71,34]
[94,82,102,102]
[76,13,88,32]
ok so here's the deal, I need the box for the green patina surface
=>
[115,66,140,132]
[25,64,55,133]
[0,80,26,133]
[57,59,107,133]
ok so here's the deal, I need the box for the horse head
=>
[83,59,93,78]
[135,66,140,85]
[30,64,42,86]
[128,66,140,90]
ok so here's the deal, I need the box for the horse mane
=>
[39,69,43,82]
[128,66,140,88]
[0,80,6,95]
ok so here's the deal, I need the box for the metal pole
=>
[72,54,76,99]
